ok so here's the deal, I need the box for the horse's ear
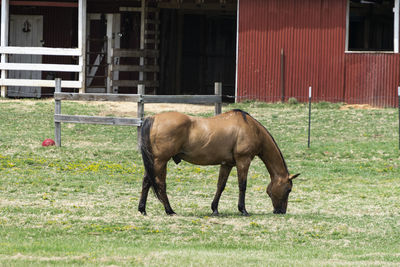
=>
[289,173,300,180]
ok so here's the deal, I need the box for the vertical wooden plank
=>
[137,84,145,148]
[214,82,222,115]
[54,78,62,147]
[78,0,87,93]
[1,0,9,97]
[106,14,113,94]
[139,0,145,83]
[112,14,121,94]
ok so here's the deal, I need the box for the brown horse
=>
[138,109,299,216]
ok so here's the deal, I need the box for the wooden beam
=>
[78,0,86,93]
[0,62,81,72]
[106,13,113,93]
[54,78,61,147]
[113,49,159,58]
[0,46,81,56]
[112,80,159,87]
[54,92,141,102]
[112,14,121,94]
[112,65,159,72]
[54,114,142,126]
[8,1,78,7]
[0,78,81,88]
[139,0,145,82]
[142,95,221,104]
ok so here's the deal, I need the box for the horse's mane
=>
[232,109,289,174]
[232,109,249,122]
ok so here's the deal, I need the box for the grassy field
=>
[0,99,399,266]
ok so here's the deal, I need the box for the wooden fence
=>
[54,78,222,147]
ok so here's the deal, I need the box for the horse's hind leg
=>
[138,173,151,215]
[211,165,232,216]
[154,159,176,215]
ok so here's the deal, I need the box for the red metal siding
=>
[237,0,400,107]
[344,54,400,107]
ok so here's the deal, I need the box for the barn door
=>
[8,15,43,98]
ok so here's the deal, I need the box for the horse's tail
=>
[140,117,160,200]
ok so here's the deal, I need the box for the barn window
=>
[347,0,399,52]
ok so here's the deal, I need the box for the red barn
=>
[237,0,400,107]
[0,0,399,107]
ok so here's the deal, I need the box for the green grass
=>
[1,99,400,266]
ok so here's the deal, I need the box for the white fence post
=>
[54,78,62,147]
[0,0,9,98]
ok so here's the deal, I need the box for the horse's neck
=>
[258,129,289,180]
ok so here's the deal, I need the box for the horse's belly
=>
[180,148,234,166]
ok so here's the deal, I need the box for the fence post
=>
[137,84,145,149]
[280,48,285,102]
[54,78,62,147]
[307,86,312,148]
[214,82,222,115]
[398,87,400,150]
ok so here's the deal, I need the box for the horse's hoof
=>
[139,210,147,216]
[211,211,220,217]
[240,211,250,216]
[166,210,176,216]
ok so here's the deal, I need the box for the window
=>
[347,0,398,52]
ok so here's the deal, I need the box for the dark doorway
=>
[159,9,236,101]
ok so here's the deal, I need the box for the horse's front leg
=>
[236,157,251,216]
[211,164,232,216]
[154,159,176,215]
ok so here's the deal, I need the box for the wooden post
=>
[1,0,9,98]
[139,0,146,83]
[137,84,145,148]
[398,87,400,150]
[78,0,87,93]
[214,82,222,115]
[106,14,114,94]
[54,78,62,147]
[112,14,121,94]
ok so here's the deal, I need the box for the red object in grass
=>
[42,139,55,147]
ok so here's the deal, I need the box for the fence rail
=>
[54,78,222,147]
[54,92,141,102]
[54,114,142,126]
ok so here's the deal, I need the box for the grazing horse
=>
[138,109,299,216]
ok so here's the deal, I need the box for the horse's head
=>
[267,173,300,214]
